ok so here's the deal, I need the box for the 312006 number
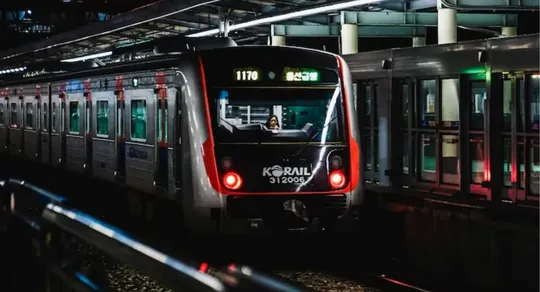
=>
[269,177,306,184]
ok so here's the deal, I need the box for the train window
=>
[502,136,511,187]
[402,133,409,174]
[441,79,459,128]
[25,102,34,129]
[36,102,41,130]
[97,100,108,137]
[519,78,525,131]
[529,139,539,195]
[69,101,80,134]
[157,99,168,143]
[61,102,65,132]
[86,101,90,134]
[0,104,4,125]
[117,99,124,137]
[470,136,484,184]
[420,134,436,182]
[528,74,539,131]
[43,103,48,132]
[402,83,409,127]
[419,80,436,127]
[131,99,147,140]
[502,80,512,131]
[364,84,373,126]
[470,81,486,130]
[10,103,17,127]
[52,102,57,132]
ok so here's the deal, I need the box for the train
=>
[0,44,362,234]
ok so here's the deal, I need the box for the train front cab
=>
[182,49,361,235]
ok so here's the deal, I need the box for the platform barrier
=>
[0,178,301,292]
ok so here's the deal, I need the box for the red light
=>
[199,262,209,273]
[223,172,242,190]
[329,170,346,189]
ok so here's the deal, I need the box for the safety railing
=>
[0,178,302,292]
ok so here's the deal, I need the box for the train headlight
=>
[329,170,346,189]
[330,155,343,169]
[223,172,243,190]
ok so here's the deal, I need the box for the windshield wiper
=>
[291,115,339,158]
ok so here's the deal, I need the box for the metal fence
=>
[0,178,301,292]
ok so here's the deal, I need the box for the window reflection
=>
[403,133,409,174]
[471,81,486,130]
[420,80,436,127]
[442,135,459,185]
[421,134,436,181]
[502,136,511,187]
[519,139,525,189]
[530,141,539,195]
[441,79,459,128]
[502,80,512,131]
[402,83,409,127]
[529,74,539,131]
[470,137,484,184]
[364,85,372,126]
[519,79,525,132]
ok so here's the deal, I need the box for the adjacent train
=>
[0,45,361,234]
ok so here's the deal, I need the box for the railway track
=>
[1,160,433,292]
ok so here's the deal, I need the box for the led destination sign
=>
[231,66,334,84]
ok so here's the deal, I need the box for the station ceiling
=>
[0,0,537,71]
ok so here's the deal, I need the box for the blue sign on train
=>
[128,146,148,160]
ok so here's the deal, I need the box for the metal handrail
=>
[0,178,302,292]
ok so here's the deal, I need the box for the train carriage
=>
[0,44,361,235]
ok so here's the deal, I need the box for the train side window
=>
[529,74,539,131]
[69,101,80,134]
[441,78,459,128]
[52,102,57,132]
[97,100,109,137]
[43,103,48,132]
[25,102,34,129]
[157,98,168,143]
[86,100,90,134]
[131,99,147,140]
[61,101,65,132]
[10,103,17,128]
[117,99,124,137]
[36,102,41,130]
[0,104,4,125]
[419,79,436,127]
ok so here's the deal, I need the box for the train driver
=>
[266,114,280,130]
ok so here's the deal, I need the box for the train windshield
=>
[209,86,345,144]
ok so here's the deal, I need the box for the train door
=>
[41,90,51,165]
[0,97,7,151]
[50,92,62,167]
[65,92,85,173]
[92,90,116,182]
[22,95,39,160]
[154,86,172,193]
[8,94,22,155]
[174,86,184,197]
[83,87,92,174]
[114,87,125,181]
[125,88,156,194]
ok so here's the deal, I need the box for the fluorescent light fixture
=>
[186,0,382,37]
[61,51,113,63]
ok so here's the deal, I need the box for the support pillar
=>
[270,35,286,46]
[501,26,517,37]
[437,8,457,44]
[340,24,358,55]
[412,36,426,47]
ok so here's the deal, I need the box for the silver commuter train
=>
[0,45,363,234]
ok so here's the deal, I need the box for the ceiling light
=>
[187,0,382,37]
[61,51,113,63]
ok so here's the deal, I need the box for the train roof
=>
[0,44,339,87]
